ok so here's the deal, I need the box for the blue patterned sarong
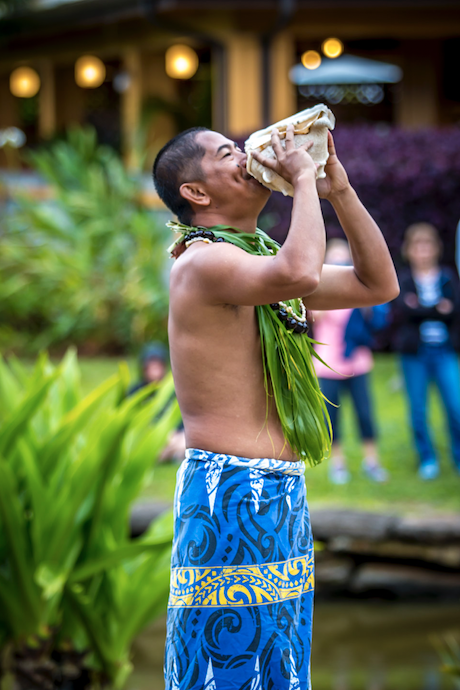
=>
[164,448,314,690]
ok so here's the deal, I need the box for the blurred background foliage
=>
[0,127,169,356]
[0,351,179,689]
[257,125,460,265]
[438,635,460,688]
[2,123,460,357]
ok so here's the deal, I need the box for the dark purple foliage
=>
[246,125,460,265]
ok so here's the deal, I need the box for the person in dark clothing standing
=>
[392,223,460,479]
[127,342,170,396]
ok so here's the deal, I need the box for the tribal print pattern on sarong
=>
[164,448,314,690]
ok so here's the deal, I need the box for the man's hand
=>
[251,124,317,187]
[316,131,350,200]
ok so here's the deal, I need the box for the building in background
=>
[1,0,460,168]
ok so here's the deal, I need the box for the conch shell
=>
[245,104,335,196]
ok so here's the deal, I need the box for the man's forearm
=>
[275,174,326,291]
[331,185,399,299]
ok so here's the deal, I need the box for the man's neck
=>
[192,211,258,234]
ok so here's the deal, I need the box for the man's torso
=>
[168,245,297,461]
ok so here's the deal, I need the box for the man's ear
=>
[180,182,211,208]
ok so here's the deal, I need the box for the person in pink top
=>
[313,239,389,484]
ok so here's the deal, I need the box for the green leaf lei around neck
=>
[168,221,332,467]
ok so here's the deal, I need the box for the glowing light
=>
[301,50,321,71]
[9,67,41,98]
[75,56,106,88]
[165,45,199,79]
[0,127,26,148]
[322,38,344,59]
[113,71,131,93]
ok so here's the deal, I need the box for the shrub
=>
[0,351,180,689]
[438,635,460,688]
[0,128,170,355]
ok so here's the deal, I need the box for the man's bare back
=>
[169,243,296,461]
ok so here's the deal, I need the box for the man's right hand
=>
[251,124,317,187]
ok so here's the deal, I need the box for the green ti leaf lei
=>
[167,221,332,468]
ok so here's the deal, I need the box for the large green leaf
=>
[69,537,171,584]
[65,584,127,681]
[0,355,22,415]
[0,370,57,459]
[0,459,42,625]
[38,373,119,477]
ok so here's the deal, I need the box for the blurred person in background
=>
[391,222,460,480]
[313,239,389,485]
[128,342,185,462]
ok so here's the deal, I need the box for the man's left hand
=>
[316,131,350,200]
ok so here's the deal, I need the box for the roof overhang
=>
[290,54,403,85]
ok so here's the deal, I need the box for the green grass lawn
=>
[69,354,460,514]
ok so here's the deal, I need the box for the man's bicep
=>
[303,265,379,310]
[195,246,277,305]
[193,245,303,306]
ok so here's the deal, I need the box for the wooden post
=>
[225,34,262,137]
[211,43,227,133]
[38,59,56,140]
[141,51,179,161]
[270,30,297,124]
[396,42,439,128]
[121,49,142,169]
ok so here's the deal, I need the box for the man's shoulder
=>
[171,242,244,282]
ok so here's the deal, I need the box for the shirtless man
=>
[153,125,399,690]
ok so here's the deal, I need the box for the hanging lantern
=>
[165,45,199,79]
[301,51,321,70]
[75,56,106,88]
[10,67,41,98]
[322,38,344,59]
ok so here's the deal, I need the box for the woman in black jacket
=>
[392,223,460,480]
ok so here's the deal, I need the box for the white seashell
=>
[245,103,335,197]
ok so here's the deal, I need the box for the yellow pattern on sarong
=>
[169,552,314,608]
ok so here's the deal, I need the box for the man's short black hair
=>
[153,127,209,225]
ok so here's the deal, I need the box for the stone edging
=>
[130,502,460,599]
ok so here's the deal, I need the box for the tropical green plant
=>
[0,350,180,689]
[0,0,30,17]
[0,127,169,354]
[438,634,460,688]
